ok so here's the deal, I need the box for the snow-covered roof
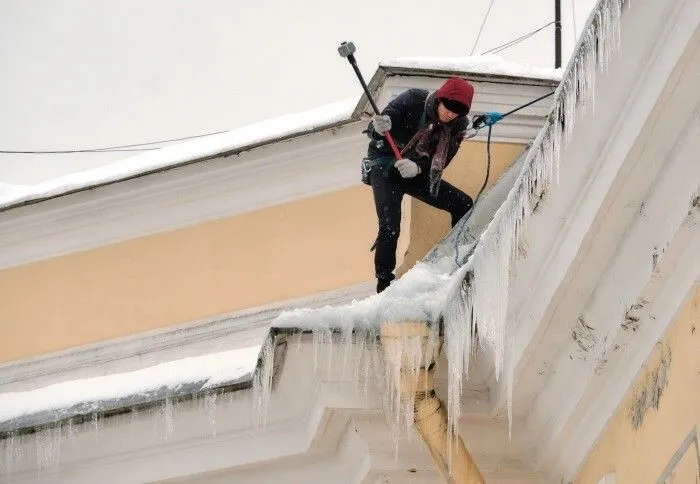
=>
[382,54,563,82]
[0,99,357,212]
[0,345,261,434]
[0,55,560,212]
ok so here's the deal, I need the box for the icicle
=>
[311,326,333,375]
[35,424,62,473]
[288,331,303,353]
[163,397,174,439]
[204,392,218,437]
[442,264,475,437]
[128,408,140,437]
[379,326,428,449]
[339,326,353,382]
[439,0,627,438]
[252,338,274,429]
[63,418,77,442]
[312,329,321,372]
[90,412,103,437]
[2,432,21,480]
[323,328,334,380]
[362,329,383,404]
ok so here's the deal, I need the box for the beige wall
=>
[0,140,524,363]
[399,140,525,274]
[575,285,700,484]
[0,187,377,363]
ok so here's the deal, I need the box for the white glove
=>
[395,158,421,178]
[372,114,392,135]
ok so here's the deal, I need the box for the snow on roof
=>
[0,55,559,212]
[382,54,563,82]
[273,259,456,332]
[0,98,358,211]
[0,182,30,199]
[0,345,261,433]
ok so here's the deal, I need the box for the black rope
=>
[501,91,555,117]
[453,125,492,267]
[451,90,555,267]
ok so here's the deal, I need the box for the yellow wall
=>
[399,140,525,274]
[575,285,700,484]
[0,140,524,363]
[0,187,377,363]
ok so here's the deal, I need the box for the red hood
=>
[435,77,475,110]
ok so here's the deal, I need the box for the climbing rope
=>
[452,90,555,267]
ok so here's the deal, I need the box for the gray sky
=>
[0,0,597,183]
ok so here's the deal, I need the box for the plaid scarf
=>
[401,121,451,197]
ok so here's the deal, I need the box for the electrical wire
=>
[0,147,160,154]
[0,129,229,154]
[481,21,559,55]
[470,0,496,55]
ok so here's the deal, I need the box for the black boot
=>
[377,277,393,293]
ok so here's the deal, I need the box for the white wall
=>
[0,0,596,184]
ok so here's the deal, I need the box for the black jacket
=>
[366,88,468,173]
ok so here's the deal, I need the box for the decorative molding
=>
[492,0,700,479]
[0,282,374,392]
[656,427,699,484]
[379,75,557,144]
[1,335,535,483]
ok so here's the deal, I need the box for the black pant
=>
[370,166,473,282]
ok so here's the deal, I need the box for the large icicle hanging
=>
[442,0,626,435]
[252,337,275,429]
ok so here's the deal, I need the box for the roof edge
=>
[380,64,562,87]
[0,117,359,214]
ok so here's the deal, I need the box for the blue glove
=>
[483,111,503,126]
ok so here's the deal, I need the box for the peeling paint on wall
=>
[651,245,668,272]
[622,299,648,332]
[629,346,672,429]
[573,316,597,352]
[689,193,700,216]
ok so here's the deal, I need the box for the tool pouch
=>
[361,158,373,185]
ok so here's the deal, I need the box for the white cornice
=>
[1,333,537,483]
[496,0,700,479]
[0,282,374,393]
[378,76,557,144]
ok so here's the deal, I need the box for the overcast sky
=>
[0,0,597,183]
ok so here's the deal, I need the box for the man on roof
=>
[365,76,474,293]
